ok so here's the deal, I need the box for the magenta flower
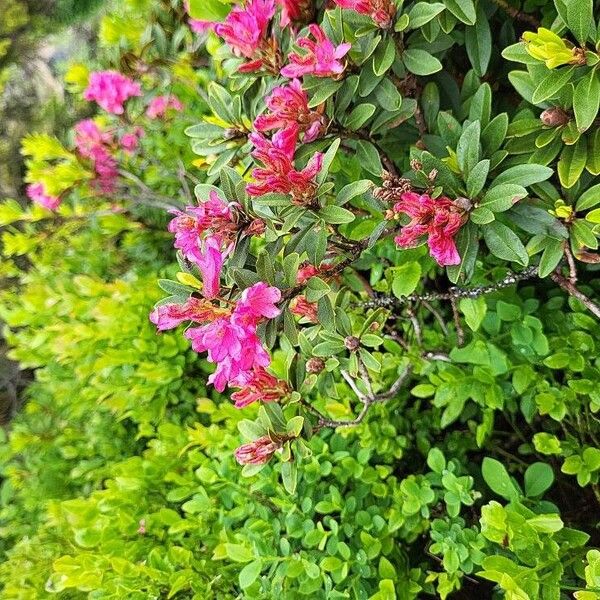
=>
[276,0,313,27]
[26,183,61,210]
[146,95,184,119]
[120,127,144,153]
[247,125,323,203]
[230,368,289,408]
[168,192,237,265]
[236,282,282,322]
[281,24,351,78]
[213,0,279,72]
[83,71,142,115]
[73,119,112,157]
[393,192,464,267]
[234,436,282,465]
[334,0,396,28]
[195,236,231,300]
[254,79,326,143]
[150,297,229,331]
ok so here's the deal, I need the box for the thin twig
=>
[341,369,368,402]
[407,307,422,346]
[491,0,540,27]
[450,297,465,347]
[373,365,413,402]
[551,272,600,319]
[422,300,449,335]
[564,244,578,284]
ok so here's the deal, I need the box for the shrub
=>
[3,0,600,598]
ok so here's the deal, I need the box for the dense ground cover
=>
[1,0,600,598]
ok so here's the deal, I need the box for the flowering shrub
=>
[3,0,600,598]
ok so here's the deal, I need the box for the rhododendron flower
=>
[120,127,144,153]
[281,24,351,78]
[195,236,230,299]
[236,282,282,323]
[290,295,318,322]
[235,436,282,465]
[230,368,289,408]
[393,192,464,266]
[254,79,326,143]
[146,95,184,119]
[276,0,313,27]
[150,297,229,331]
[247,125,323,203]
[74,119,112,156]
[168,192,237,264]
[83,71,141,114]
[26,183,61,210]
[334,0,396,29]
[213,0,279,72]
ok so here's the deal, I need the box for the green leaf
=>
[402,49,442,76]
[480,184,527,213]
[373,36,396,76]
[225,544,254,563]
[558,137,588,189]
[576,183,600,211]
[443,0,476,24]
[531,67,575,104]
[305,277,331,303]
[336,180,373,205]
[188,0,230,20]
[465,6,491,76]
[524,462,554,497]
[308,79,343,108]
[466,159,490,198]
[491,164,553,188]
[345,104,377,130]
[483,221,529,265]
[566,0,593,44]
[573,70,600,133]
[539,239,564,277]
[239,560,262,589]
[460,297,487,331]
[482,457,521,501]
[281,461,298,494]
[407,2,446,28]
[356,140,383,175]
[392,262,421,297]
[319,205,355,224]
[317,138,341,184]
[456,120,481,177]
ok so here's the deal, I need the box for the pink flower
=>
[146,95,184,119]
[150,297,229,331]
[276,0,312,27]
[297,264,319,284]
[213,0,279,72]
[83,71,142,115]
[230,368,289,408]
[234,436,282,465]
[290,295,318,322]
[196,236,230,299]
[254,79,326,143]
[120,127,144,153]
[26,183,61,210]
[236,282,282,323]
[281,24,351,78]
[247,125,323,203]
[393,192,464,266]
[333,0,396,28]
[168,192,237,265]
[74,119,112,157]
[189,19,213,33]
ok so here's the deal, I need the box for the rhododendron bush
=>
[4,0,600,598]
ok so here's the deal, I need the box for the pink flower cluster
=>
[152,282,282,393]
[26,183,61,210]
[248,125,323,203]
[392,192,465,267]
[146,95,184,119]
[277,0,312,27]
[334,0,397,29]
[168,191,239,298]
[84,71,142,115]
[213,0,279,72]
[231,368,289,408]
[255,79,326,143]
[74,120,120,194]
[281,24,351,78]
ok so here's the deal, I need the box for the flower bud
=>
[246,218,266,236]
[234,436,282,465]
[540,107,570,127]
[344,336,360,351]
[306,357,325,373]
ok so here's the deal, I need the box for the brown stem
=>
[491,0,540,27]
[550,272,600,319]
[450,296,465,347]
